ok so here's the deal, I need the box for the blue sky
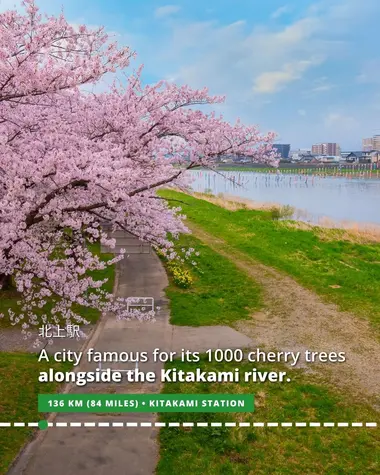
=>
[1,0,380,150]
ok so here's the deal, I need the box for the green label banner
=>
[38,394,254,413]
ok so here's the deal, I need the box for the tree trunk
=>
[0,273,13,290]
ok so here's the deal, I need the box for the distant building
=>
[297,154,319,163]
[342,150,379,163]
[311,143,340,156]
[363,150,380,163]
[342,151,364,163]
[362,138,373,151]
[290,149,311,161]
[341,152,352,160]
[273,144,290,159]
[362,135,380,151]
[318,155,340,163]
[311,144,322,155]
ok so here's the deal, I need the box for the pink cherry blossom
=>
[0,1,277,344]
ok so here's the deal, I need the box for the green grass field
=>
[159,190,380,334]
[157,357,380,475]
[0,353,72,475]
[156,225,380,474]
[161,234,261,326]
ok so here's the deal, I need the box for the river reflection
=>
[189,170,380,225]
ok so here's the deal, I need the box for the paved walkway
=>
[0,326,95,353]
[8,246,252,475]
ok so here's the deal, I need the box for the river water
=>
[189,170,380,225]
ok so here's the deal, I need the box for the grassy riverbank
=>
[0,353,71,475]
[215,166,379,177]
[159,189,380,335]
[157,225,380,474]
[160,234,261,326]
[157,358,379,475]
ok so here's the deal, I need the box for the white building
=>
[289,149,312,161]
[362,135,380,152]
[318,155,341,163]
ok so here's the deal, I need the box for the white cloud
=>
[324,113,358,130]
[155,5,180,19]
[126,0,380,147]
[312,84,334,92]
[157,9,339,104]
[272,17,320,46]
[253,57,324,94]
[271,5,292,20]
[158,18,330,107]
[301,76,335,95]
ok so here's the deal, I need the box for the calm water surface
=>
[189,170,380,225]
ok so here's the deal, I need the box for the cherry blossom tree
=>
[0,1,277,340]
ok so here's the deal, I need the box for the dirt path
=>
[189,223,380,408]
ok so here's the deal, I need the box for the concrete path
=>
[0,326,95,353]
[8,245,252,475]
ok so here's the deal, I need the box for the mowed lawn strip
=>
[156,219,379,474]
[157,357,380,475]
[0,353,72,475]
[161,233,261,326]
[159,189,380,333]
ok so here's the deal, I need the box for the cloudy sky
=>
[1,0,380,150]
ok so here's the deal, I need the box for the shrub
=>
[270,206,281,220]
[172,266,193,288]
[156,249,194,289]
[280,204,295,219]
[270,205,294,220]
[167,261,193,289]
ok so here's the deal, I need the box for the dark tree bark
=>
[0,273,13,290]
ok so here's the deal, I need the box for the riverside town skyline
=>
[270,133,380,161]
[275,133,380,156]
